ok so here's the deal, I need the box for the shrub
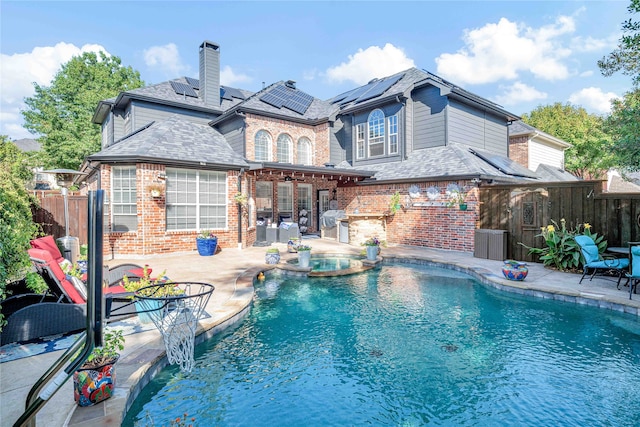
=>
[519,219,606,271]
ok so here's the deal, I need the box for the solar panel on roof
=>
[170,81,198,98]
[259,84,313,114]
[355,74,404,103]
[222,86,245,100]
[470,149,538,178]
[185,77,200,89]
[339,83,376,104]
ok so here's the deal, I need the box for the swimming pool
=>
[124,263,640,426]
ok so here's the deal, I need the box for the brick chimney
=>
[199,41,220,108]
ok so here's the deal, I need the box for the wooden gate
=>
[31,191,89,244]
[479,181,640,262]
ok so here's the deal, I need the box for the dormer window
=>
[368,109,385,157]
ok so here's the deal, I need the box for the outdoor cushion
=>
[30,236,64,263]
[28,248,85,304]
[586,258,629,269]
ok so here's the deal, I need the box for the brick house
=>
[83,40,572,257]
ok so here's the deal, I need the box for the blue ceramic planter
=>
[196,237,218,256]
[502,260,528,281]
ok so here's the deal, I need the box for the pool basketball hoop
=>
[134,282,214,373]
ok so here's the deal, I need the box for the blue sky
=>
[0,1,634,140]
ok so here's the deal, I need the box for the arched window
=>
[276,134,293,163]
[368,109,385,157]
[254,130,272,161]
[297,137,312,165]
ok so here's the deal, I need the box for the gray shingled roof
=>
[338,143,538,183]
[535,163,580,182]
[88,115,248,168]
[509,120,571,148]
[117,77,251,112]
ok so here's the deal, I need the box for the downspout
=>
[396,95,407,160]
[237,168,244,249]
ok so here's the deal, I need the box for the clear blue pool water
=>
[124,263,640,426]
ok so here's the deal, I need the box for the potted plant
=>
[73,328,124,407]
[362,237,383,261]
[287,237,300,253]
[389,191,402,214]
[446,189,468,210]
[234,192,248,206]
[296,244,312,268]
[196,230,218,256]
[265,247,280,264]
[148,183,164,198]
[122,265,169,323]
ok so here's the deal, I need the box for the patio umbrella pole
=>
[14,190,104,427]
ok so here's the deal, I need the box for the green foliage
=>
[82,328,124,369]
[598,0,640,86]
[519,219,606,271]
[24,271,48,294]
[521,103,614,179]
[389,191,402,214]
[606,88,640,172]
[0,137,40,329]
[22,51,144,170]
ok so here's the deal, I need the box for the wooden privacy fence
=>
[32,191,89,244]
[479,181,640,262]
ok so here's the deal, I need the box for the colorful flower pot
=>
[196,237,218,256]
[265,251,280,265]
[73,357,118,407]
[501,260,528,281]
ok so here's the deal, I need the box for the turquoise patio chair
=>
[626,244,640,300]
[575,235,629,286]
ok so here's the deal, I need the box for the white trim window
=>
[368,109,385,157]
[165,168,227,231]
[276,133,293,163]
[111,166,137,232]
[388,114,398,155]
[255,130,272,162]
[297,137,312,165]
[356,123,365,159]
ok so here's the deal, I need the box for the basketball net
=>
[134,282,214,373]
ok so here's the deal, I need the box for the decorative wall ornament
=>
[408,185,421,199]
[426,186,440,200]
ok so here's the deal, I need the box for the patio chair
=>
[575,235,629,286]
[626,243,640,300]
[30,235,144,286]
[0,249,136,345]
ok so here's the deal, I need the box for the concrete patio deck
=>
[2,238,640,426]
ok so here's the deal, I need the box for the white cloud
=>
[494,81,547,106]
[435,14,577,85]
[568,87,620,114]
[0,42,108,139]
[325,43,415,85]
[143,43,189,77]
[220,65,251,86]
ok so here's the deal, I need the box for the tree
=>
[606,88,640,171]
[598,0,640,85]
[22,51,144,170]
[521,103,614,179]
[0,136,40,328]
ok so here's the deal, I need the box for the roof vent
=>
[285,80,296,89]
[368,78,379,84]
